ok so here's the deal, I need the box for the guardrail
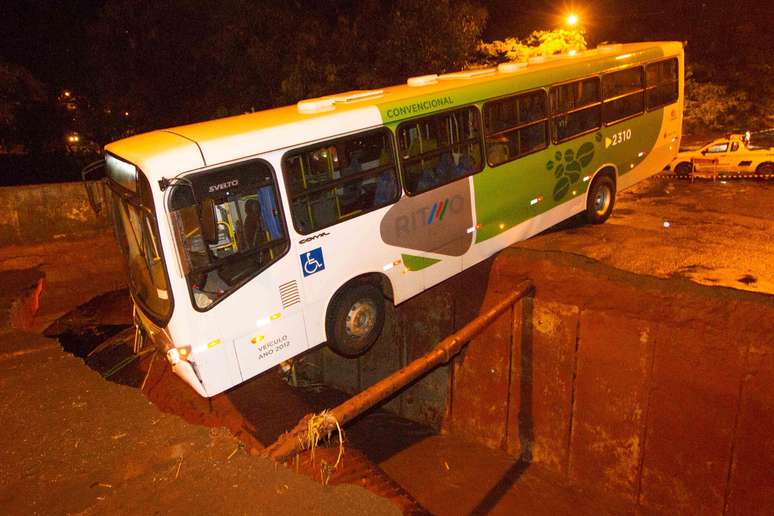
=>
[262,279,535,463]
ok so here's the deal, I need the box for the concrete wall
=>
[0,181,110,246]
[454,248,774,515]
[300,259,494,429]
[303,248,774,515]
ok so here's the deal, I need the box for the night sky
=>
[3,0,771,91]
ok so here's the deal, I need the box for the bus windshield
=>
[105,155,172,323]
[168,159,288,309]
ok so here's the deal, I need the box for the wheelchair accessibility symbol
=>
[300,247,325,277]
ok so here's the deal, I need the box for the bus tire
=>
[585,175,616,224]
[326,283,385,358]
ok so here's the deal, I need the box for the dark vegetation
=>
[0,0,771,185]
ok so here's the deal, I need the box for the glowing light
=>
[466,226,476,234]
[566,14,579,26]
[499,223,505,230]
[63,90,71,97]
[166,349,180,366]
[568,49,578,56]
[663,221,671,228]
[638,151,645,158]
[583,176,590,182]
[383,262,394,271]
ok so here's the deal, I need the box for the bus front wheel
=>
[326,283,385,358]
[585,175,616,224]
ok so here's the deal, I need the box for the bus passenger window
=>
[645,58,679,110]
[550,78,601,142]
[602,67,644,124]
[397,106,483,195]
[484,90,548,167]
[282,129,399,235]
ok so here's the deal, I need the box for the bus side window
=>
[645,58,679,110]
[602,67,644,125]
[550,78,601,143]
[484,89,548,167]
[282,129,400,235]
[397,106,483,195]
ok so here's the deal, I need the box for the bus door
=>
[168,159,307,382]
[383,108,480,289]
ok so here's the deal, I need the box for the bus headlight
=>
[167,348,180,367]
[166,345,193,366]
[166,348,181,366]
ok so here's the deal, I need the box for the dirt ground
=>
[518,176,774,294]
[1,176,772,515]
[0,331,400,516]
[0,244,401,515]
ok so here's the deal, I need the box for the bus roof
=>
[106,41,682,181]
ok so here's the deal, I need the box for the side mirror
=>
[199,198,219,244]
[700,149,707,155]
[81,159,106,215]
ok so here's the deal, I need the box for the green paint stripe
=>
[439,199,449,220]
[401,253,441,272]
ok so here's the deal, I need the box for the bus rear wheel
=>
[326,283,385,358]
[585,175,616,224]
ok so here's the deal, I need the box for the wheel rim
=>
[345,299,377,337]
[593,185,611,216]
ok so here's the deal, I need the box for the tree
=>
[477,28,588,65]
[84,0,489,140]
[682,65,772,135]
[0,61,71,155]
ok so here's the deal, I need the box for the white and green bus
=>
[103,41,683,397]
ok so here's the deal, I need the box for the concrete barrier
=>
[454,249,774,515]
[0,181,110,246]
[303,248,774,514]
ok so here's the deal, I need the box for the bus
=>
[103,41,684,397]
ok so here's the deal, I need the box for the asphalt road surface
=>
[517,176,774,295]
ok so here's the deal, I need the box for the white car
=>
[666,134,774,176]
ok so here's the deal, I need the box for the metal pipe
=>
[262,279,534,462]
